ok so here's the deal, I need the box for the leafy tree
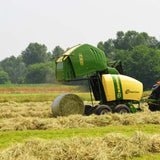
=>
[97,30,160,60]
[113,31,146,50]
[21,43,49,66]
[25,61,55,83]
[140,32,160,49]
[0,71,10,84]
[114,31,124,49]
[114,31,160,50]
[0,56,26,83]
[52,46,64,58]
[103,39,115,57]
[46,52,53,61]
[97,41,105,52]
[124,31,145,50]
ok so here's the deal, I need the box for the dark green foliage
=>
[21,43,49,66]
[98,30,160,56]
[116,31,146,50]
[0,56,26,84]
[25,61,55,84]
[52,46,64,58]
[97,41,105,52]
[0,70,10,84]
[0,43,65,84]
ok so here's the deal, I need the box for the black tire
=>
[114,104,131,114]
[95,105,112,115]
[84,105,93,115]
[148,104,158,111]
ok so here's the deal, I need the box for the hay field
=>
[2,132,160,160]
[0,84,90,102]
[0,101,160,131]
[0,85,160,159]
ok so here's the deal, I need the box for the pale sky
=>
[0,0,160,61]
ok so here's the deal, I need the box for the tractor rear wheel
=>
[95,105,112,115]
[114,104,131,114]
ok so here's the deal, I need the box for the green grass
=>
[0,83,151,103]
[0,124,160,150]
[133,153,160,160]
[0,92,91,102]
[143,90,152,97]
[0,83,73,88]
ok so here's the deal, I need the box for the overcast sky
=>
[0,0,160,61]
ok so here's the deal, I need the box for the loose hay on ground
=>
[0,132,160,160]
[0,116,54,131]
[1,111,160,131]
[0,101,151,119]
[0,101,52,118]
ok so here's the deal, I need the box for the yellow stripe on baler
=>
[102,74,116,101]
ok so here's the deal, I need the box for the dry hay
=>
[1,100,160,131]
[0,116,54,131]
[0,101,52,118]
[1,132,160,160]
[0,100,93,119]
[51,93,84,117]
[1,111,160,131]
[0,100,150,119]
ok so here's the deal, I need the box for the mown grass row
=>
[1,130,160,160]
[2,111,160,131]
[0,124,160,149]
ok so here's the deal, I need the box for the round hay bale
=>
[51,93,85,117]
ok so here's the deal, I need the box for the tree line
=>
[0,30,160,90]
[0,43,64,85]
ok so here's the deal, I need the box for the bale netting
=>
[51,93,85,117]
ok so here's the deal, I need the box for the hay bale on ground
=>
[51,93,84,117]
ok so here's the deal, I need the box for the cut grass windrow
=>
[1,130,160,160]
[0,124,160,149]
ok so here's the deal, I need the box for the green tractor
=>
[51,44,143,117]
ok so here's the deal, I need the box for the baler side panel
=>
[102,74,143,101]
[69,44,107,77]
[56,44,107,81]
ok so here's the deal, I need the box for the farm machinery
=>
[52,44,144,117]
[147,83,160,111]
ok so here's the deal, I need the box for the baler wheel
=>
[84,105,94,115]
[114,104,131,114]
[148,103,158,111]
[95,105,112,115]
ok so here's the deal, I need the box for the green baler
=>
[51,44,143,117]
[56,44,118,81]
